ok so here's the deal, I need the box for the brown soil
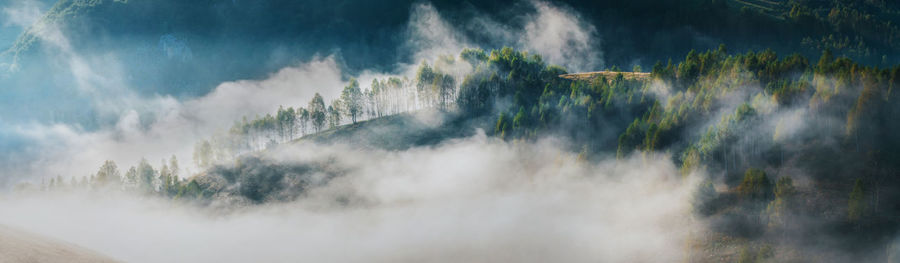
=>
[558,71,651,81]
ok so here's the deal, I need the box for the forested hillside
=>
[6,0,900,261]
[24,44,900,260]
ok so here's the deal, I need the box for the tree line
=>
[20,155,207,200]
[192,58,462,168]
[39,45,900,224]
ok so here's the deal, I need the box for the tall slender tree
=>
[415,62,435,108]
[308,93,327,133]
[341,78,364,124]
[297,107,310,136]
[328,99,343,129]
[137,158,157,193]
[159,159,171,195]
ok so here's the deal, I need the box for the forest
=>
[20,43,899,260]
[5,0,900,262]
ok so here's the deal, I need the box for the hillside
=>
[293,110,483,150]
[2,41,898,263]
[4,1,900,261]
[0,225,118,263]
[171,46,900,261]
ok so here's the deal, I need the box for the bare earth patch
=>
[558,71,650,81]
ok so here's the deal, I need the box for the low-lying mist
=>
[0,132,697,262]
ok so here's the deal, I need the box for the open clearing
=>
[558,71,651,81]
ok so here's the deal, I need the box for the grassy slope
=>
[291,109,490,150]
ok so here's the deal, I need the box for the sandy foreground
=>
[0,225,118,263]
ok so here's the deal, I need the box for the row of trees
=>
[183,45,900,202]
[29,46,900,234]
[29,156,204,200]
[192,59,464,168]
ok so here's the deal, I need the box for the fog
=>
[0,133,697,262]
[0,0,605,186]
[4,56,347,184]
[3,0,896,261]
[0,1,703,261]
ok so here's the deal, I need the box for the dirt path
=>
[558,71,651,81]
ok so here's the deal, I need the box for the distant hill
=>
[184,109,485,205]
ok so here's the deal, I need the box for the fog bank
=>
[0,133,697,262]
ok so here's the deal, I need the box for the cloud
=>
[0,0,609,189]
[519,1,603,72]
[2,56,347,183]
[1,0,43,29]
[3,0,135,113]
[404,1,604,72]
[406,3,470,65]
[0,134,698,262]
[1,0,47,72]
